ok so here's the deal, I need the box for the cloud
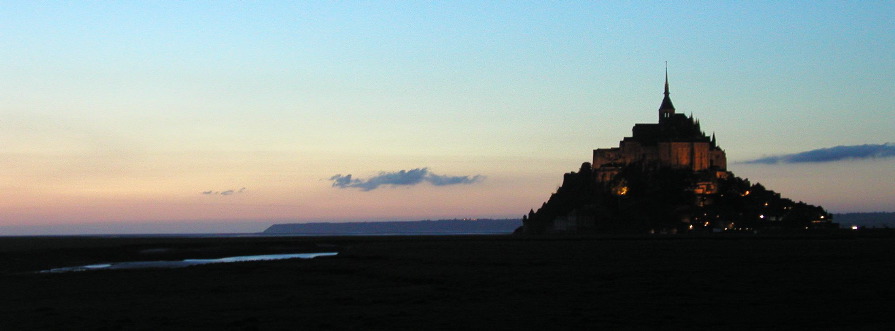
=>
[427,173,485,186]
[330,168,484,191]
[743,143,895,164]
[202,187,246,196]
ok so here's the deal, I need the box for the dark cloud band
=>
[330,168,484,191]
[743,143,895,164]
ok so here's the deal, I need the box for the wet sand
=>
[1,234,893,329]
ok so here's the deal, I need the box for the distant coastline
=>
[262,219,522,235]
[264,214,895,235]
[2,214,892,237]
[834,212,895,228]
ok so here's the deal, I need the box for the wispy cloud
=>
[743,143,895,164]
[330,168,484,191]
[202,187,246,196]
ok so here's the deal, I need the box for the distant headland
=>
[520,73,836,234]
[263,219,521,235]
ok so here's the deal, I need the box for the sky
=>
[1,1,893,234]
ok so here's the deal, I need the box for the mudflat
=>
[1,234,893,329]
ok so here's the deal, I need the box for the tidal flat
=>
[1,234,893,330]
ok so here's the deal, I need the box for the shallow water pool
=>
[40,252,339,273]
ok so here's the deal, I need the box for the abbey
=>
[592,72,727,184]
[519,73,834,234]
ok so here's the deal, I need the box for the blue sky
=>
[1,1,893,234]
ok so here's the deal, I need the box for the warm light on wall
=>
[615,186,628,196]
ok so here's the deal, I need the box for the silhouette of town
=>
[521,72,836,234]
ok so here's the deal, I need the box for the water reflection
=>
[41,252,338,273]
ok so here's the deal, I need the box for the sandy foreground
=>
[0,234,893,329]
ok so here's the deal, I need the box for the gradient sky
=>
[2,1,893,234]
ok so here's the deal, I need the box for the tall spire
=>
[659,63,675,121]
[664,63,670,96]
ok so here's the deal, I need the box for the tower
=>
[659,68,675,122]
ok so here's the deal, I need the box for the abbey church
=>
[592,72,727,184]
[519,73,834,234]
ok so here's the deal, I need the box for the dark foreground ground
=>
[1,234,893,330]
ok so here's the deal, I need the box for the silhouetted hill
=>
[834,212,895,228]
[263,219,521,235]
[520,162,834,234]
